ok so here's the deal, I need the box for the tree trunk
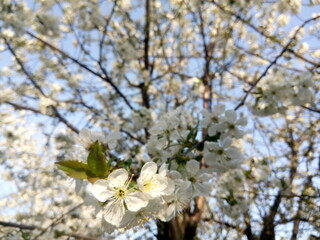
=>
[259,192,282,240]
[157,218,183,240]
[157,197,205,240]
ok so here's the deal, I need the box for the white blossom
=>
[137,162,174,199]
[91,169,149,226]
[204,137,243,172]
[185,160,212,197]
[75,129,121,150]
[158,181,192,222]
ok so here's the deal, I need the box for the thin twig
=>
[34,203,83,239]
[26,31,135,110]
[234,15,320,111]
[302,105,320,114]
[3,38,80,133]
[211,1,320,67]
[0,219,100,240]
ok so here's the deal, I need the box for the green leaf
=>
[54,230,65,238]
[186,126,198,143]
[87,141,108,177]
[123,159,133,171]
[224,190,238,206]
[55,160,89,179]
[117,159,132,171]
[243,169,252,179]
[21,231,31,240]
[205,133,220,142]
[176,154,189,165]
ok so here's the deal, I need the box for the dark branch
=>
[0,220,100,240]
[34,203,83,239]
[26,31,135,110]
[211,1,320,67]
[302,105,320,114]
[234,15,320,110]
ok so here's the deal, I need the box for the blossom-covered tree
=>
[0,0,319,239]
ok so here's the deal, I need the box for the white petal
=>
[170,130,180,140]
[221,137,232,148]
[234,129,245,138]
[208,124,218,136]
[225,110,237,123]
[163,178,175,196]
[158,163,168,177]
[195,182,212,196]
[104,201,125,226]
[119,211,136,229]
[169,170,181,179]
[204,142,215,151]
[164,204,176,221]
[126,191,149,211]
[226,148,242,160]
[108,131,121,141]
[204,153,216,166]
[106,131,121,149]
[140,162,157,181]
[200,117,211,128]
[108,169,128,188]
[108,142,116,149]
[197,172,212,182]
[186,160,200,177]
[91,179,112,202]
[178,180,192,191]
[214,104,225,114]
[237,116,247,126]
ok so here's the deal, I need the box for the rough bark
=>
[157,197,205,240]
[157,218,183,240]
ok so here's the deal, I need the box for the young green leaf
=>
[87,141,108,177]
[55,160,89,179]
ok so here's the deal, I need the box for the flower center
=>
[211,116,218,122]
[143,181,154,192]
[116,188,126,199]
[189,177,196,183]
[217,149,224,155]
[143,178,162,193]
[228,124,235,130]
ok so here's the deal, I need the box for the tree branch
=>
[244,212,255,240]
[3,37,80,134]
[210,1,320,67]
[0,219,100,240]
[34,203,83,239]
[260,191,282,240]
[302,105,320,114]
[26,31,135,110]
[234,15,320,110]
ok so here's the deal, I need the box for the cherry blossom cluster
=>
[56,105,247,232]
[201,105,247,172]
[251,70,316,116]
[215,169,248,219]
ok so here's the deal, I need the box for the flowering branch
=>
[0,220,99,240]
[234,15,320,110]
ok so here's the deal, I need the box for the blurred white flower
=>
[185,160,212,197]
[75,129,103,150]
[158,181,192,222]
[204,137,243,172]
[75,129,121,150]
